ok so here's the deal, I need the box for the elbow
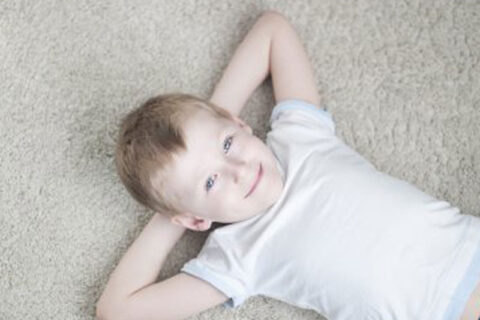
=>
[262,10,285,19]
[95,304,108,320]
[95,301,114,320]
[95,306,107,320]
[261,10,288,23]
[95,295,106,320]
[96,306,126,320]
[96,297,131,320]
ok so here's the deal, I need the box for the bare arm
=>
[209,12,276,117]
[268,12,321,107]
[96,213,228,320]
[210,11,321,117]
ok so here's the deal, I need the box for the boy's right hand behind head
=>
[154,212,187,234]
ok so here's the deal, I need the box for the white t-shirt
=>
[181,99,480,320]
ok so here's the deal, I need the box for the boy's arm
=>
[209,11,276,117]
[210,11,321,118]
[268,12,321,107]
[96,213,228,320]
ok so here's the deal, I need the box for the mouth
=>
[244,163,263,198]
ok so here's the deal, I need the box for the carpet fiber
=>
[1,1,479,319]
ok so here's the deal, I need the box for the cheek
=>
[250,134,267,147]
[212,192,236,212]
[251,140,269,156]
[241,135,263,152]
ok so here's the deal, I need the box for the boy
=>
[96,11,480,320]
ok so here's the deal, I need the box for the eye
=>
[223,135,233,153]
[205,135,234,192]
[205,175,216,192]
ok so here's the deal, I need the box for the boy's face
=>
[158,108,285,231]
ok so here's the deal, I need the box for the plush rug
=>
[1,0,479,319]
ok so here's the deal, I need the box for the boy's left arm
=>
[209,11,277,117]
[210,10,321,118]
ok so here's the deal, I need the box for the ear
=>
[170,212,212,231]
[232,116,253,135]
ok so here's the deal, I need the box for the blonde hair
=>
[115,93,234,217]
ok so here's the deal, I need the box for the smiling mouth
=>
[244,163,263,198]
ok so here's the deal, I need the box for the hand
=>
[152,212,187,236]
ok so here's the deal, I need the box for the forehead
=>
[182,108,231,150]
[185,108,228,136]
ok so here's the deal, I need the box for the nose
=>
[227,158,249,184]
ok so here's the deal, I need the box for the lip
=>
[244,163,263,198]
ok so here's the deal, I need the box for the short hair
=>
[115,92,234,217]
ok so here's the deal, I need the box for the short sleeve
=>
[270,99,335,134]
[179,232,251,308]
[181,260,248,308]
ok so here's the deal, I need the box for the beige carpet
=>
[1,0,479,319]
